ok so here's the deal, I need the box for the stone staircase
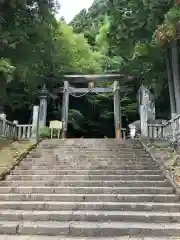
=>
[0,138,180,239]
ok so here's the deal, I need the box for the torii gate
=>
[60,74,132,139]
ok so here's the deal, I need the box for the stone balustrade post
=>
[13,120,18,139]
[140,105,148,137]
[31,106,39,142]
[129,124,136,139]
[0,113,6,136]
[171,119,176,144]
[13,120,18,125]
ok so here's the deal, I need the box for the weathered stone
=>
[153,141,170,149]
[0,139,179,237]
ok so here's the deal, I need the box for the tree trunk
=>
[165,47,176,117]
[171,40,180,114]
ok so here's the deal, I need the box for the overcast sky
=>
[57,0,94,23]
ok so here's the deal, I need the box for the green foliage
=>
[95,15,110,55]
[70,0,174,122]
[68,109,84,131]
[39,126,50,139]
[155,22,176,46]
[0,0,104,129]
[133,43,149,58]
[165,6,180,23]
[70,0,109,47]
[155,6,180,46]
[1,0,177,136]
[0,58,15,82]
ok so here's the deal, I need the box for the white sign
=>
[49,120,62,129]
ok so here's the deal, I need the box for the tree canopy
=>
[1,0,179,137]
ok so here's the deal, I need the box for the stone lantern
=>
[38,84,49,129]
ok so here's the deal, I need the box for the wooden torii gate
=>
[60,74,132,139]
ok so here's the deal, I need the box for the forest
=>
[0,0,180,137]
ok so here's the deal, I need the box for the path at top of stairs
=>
[0,138,179,239]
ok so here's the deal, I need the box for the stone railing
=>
[0,114,33,140]
[17,124,33,140]
[0,116,17,139]
[147,114,180,141]
[0,106,40,141]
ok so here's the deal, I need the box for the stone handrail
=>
[0,116,33,140]
[148,114,180,140]
[121,128,127,139]
[17,124,33,140]
[0,116,17,139]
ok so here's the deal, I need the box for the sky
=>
[57,0,94,23]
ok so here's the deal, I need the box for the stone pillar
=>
[172,113,177,119]
[152,104,156,120]
[0,113,6,136]
[140,105,148,137]
[39,84,49,129]
[31,105,39,142]
[113,81,122,139]
[61,81,69,138]
[147,100,156,122]
[0,113,6,119]
[171,119,176,144]
[13,120,18,125]
[129,124,136,139]
[13,120,18,139]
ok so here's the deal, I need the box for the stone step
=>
[0,201,179,212]
[28,150,148,154]
[0,210,180,223]
[6,174,165,181]
[11,169,162,175]
[44,147,146,150]
[0,236,179,240]
[15,164,160,172]
[24,157,153,162]
[41,145,144,148]
[17,165,158,171]
[1,220,180,236]
[0,180,170,187]
[0,186,174,194]
[46,150,147,153]
[23,156,154,161]
[0,193,178,202]
[39,154,151,158]
[20,159,156,168]
[39,147,144,150]
[25,153,152,157]
[49,142,136,145]
[50,151,149,155]
[43,140,135,142]
[25,153,150,157]
[39,146,145,149]
[37,144,140,147]
[39,152,147,155]
[38,139,126,142]
[16,164,159,171]
[32,146,146,150]
[37,141,140,145]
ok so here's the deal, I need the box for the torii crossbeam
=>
[60,74,133,139]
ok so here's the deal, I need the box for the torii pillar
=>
[113,80,122,139]
[61,81,69,138]
[39,84,49,129]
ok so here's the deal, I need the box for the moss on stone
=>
[0,140,37,180]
